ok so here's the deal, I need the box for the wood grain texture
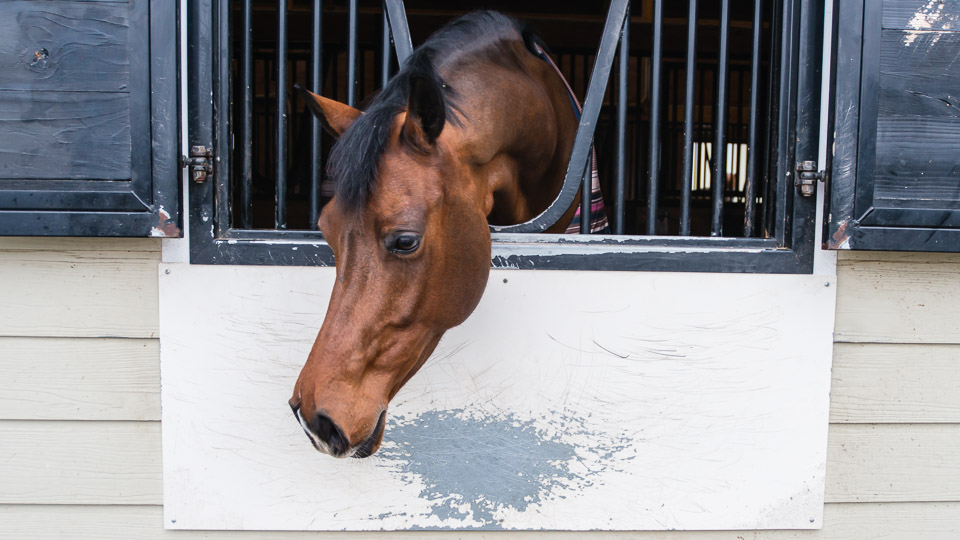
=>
[825,424,960,503]
[0,240,159,338]
[0,2,131,92]
[874,31,960,206]
[0,337,159,421]
[0,420,160,505]
[835,251,960,343]
[830,343,960,423]
[0,503,958,539]
[883,0,960,30]
[0,90,131,180]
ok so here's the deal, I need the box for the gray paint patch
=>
[376,408,637,529]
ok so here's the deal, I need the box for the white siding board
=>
[1,503,959,539]
[825,424,960,503]
[829,343,960,423]
[0,420,161,505]
[4,338,952,426]
[0,240,160,339]
[0,337,160,421]
[2,421,955,507]
[0,243,956,534]
[835,252,960,344]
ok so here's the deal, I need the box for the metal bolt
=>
[165,269,171,275]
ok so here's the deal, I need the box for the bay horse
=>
[290,11,588,458]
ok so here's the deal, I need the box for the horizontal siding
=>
[1,242,958,535]
[0,238,159,338]
[829,343,960,423]
[2,421,956,507]
[5,339,955,426]
[0,503,958,539]
[0,337,159,421]
[825,424,960,503]
[0,421,161,505]
[835,252,960,344]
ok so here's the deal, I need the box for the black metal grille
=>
[228,0,779,237]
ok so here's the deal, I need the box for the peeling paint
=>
[904,1,950,46]
[151,206,181,237]
[376,408,636,529]
[831,219,852,249]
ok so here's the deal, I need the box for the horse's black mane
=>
[326,11,537,211]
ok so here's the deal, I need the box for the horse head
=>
[289,76,493,458]
[289,12,578,458]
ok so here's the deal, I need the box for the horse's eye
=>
[386,232,421,254]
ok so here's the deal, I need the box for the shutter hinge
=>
[796,160,827,197]
[181,145,213,183]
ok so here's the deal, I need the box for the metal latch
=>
[796,160,827,197]
[181,145,213,183]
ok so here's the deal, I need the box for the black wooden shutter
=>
[0,0,179,237]
[826,0,960,251]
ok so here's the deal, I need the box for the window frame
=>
[187,0,823,273]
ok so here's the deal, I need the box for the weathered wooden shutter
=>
[826,0,960,251]
[0,0,179,237]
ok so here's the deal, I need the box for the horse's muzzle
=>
[353,411,387,458]
[290,403,350,457]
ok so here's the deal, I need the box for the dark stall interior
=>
[230,0,778,237]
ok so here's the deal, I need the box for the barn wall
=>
[1,238,958,537]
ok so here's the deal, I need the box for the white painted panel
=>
[160,265,836,531]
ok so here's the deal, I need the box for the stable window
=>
[188,0,823,271]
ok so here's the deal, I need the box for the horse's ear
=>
[402,75,445,147]
[295,84,362,138]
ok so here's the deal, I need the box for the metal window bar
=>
[711,0,731,237]
[646,0,663,235]
[309,0,323,230]
[239,0,253,229]
[275,0,288,229]
[613,4,629,235]
[679,0,698,235]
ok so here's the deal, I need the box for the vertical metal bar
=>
[347,0,358,107]
[239,0,253,229]
[309,0,323,230]
[579,155,591,234]
[383,0,413,64]
[381,10,392,88]
[711,0,730,237]
[614,4,630,235]
[679,0,698,235]
[275,0,288,229]
[763,0,783,236]
[646,0,663,235]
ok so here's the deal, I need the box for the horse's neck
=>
[443,50,577,225]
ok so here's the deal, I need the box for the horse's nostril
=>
[311,413,350,456]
